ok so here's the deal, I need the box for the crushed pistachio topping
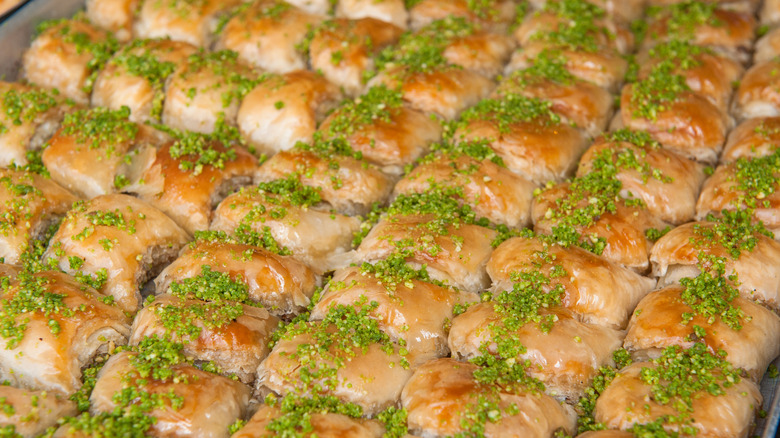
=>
[458,94,561,134]
[630,61,690,120]
[647,1,722,41]
[540,141,669,254]
[0,173,44,235]
[508,49,575,87]
[158,119,240,175]
[640,343,741,414]
[375,16,474,74]
[531,0,610,53]
[427,138,505,167]
[0,87,60,136]
[60,106,138,156]
[678,270,745,331]
[691,209,774,260]
[326,85,404,137]
[731,150,780,209]
[273,297,409,397]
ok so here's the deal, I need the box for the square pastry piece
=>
[0,82,68,168]
[0,386,77,436]
[0,270,131,395]
[336,0,408,29]
[594,345,761,438]
[577,130,706,225]
[401,358,577,438]
[256,137,394,216]
[134,0,242,47]
[91,38,197,123]
[393,139,537,228]
[163,49,261,134]
[156,238,318,317]
[211,180,361,274]
[42,106,169,199]
[408,0,519,31]
[216,0,323,73]
[452,93,588,184]
[125,130,258,234]
[318,85,442,174]
[44,194,189,313]
[696,152,780,237]
[366,17,496,120]
[238,70,342,156]
[309,18,403,97]
[88,337,250,437]
[85,0,137,41]
[22,18,118,105]
[257,301,414,415]
[0,169,77,264]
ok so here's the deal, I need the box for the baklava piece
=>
[91,38,197,123]
[649,215,780,310]
[211,183,361,273]
[408,0,518,31]
[257,305,414,415]
[44,194,189,312]
[336,0,408,29]
[286,0,330,14]
[577,131,706,225]
[721,117,780,162]
[634,40,743,111]
[0,270,130,394]
[311,265,479,364]
[317,85,442,173]
[532,177,672,272]
[131,292,279,384]
[125,132,258,234]
[216,0,322,73]
[696,153,780,237]
[751,25,780,63]
[22,18,118,104]
[401,358,577,437]
[594,345,762,437]
[494,49,614,137]
[620,65,730,165]
[233,404,385,438]
[42,107,168,199]
[256,137,393,216]
[366,18,496,120]
[514,1,634,55]
[453,93,587,184]
[763,0,780,25]
[644,1,756,64]
[488,236,656,329]
[0,386,77,436]
[89,338,250,437]
[506,0,629,92]
[449,305,624,401]
[393,140,537,228]
[163,49,261,134]
[238,70,342,156]
[0,82,67,168]
[133,0,242,47]
[0,169,77,265]
[355,214,497,293]
[156,238,318,316]
[309,18,403,97]
[625,283,780,380]
[734,57,780,120]
[85,0,138,41]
